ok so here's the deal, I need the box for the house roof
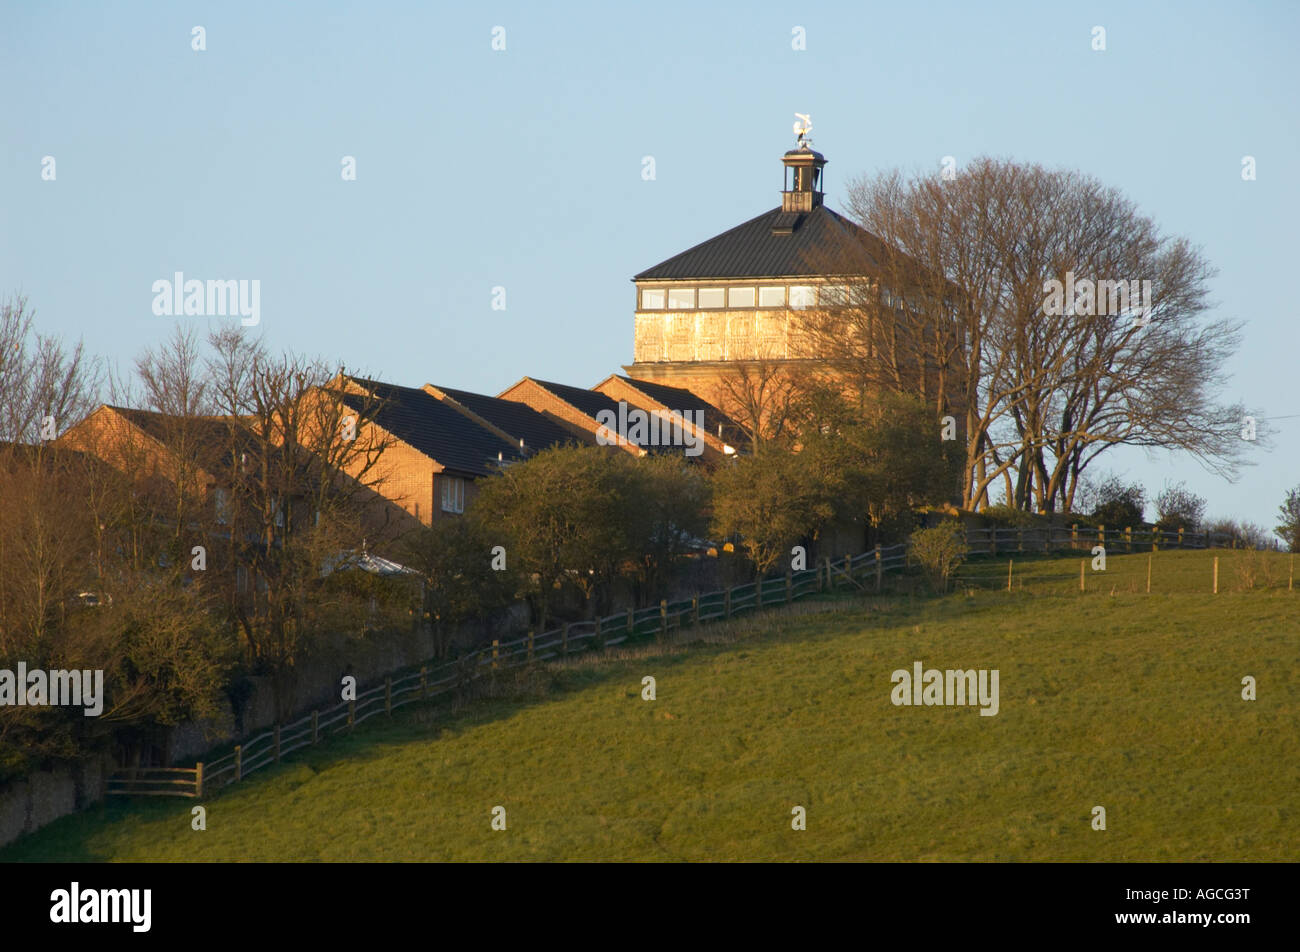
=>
[433,385,584,452]
[103,406,265,478]
[343,378,523,477]
[521,379,704,456]
[527,378,628,424]
[612,376,742,441]
[633,204,885,281]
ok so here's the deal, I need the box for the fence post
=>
[274,725,281,763]
[1125,526,1132,553]
[195,762,203,799]
[234,745,242,782]
[693,596,700,624]
[843,554,852,588]
[756,578,763,609]
[1098,524,1105,547]
[1178,527,1184,548]
[562,623,569,656]
[385,676,392,716]
[492,639,499,669]
[1153,527,1159,552]
[875,546,883,591]
[1079,559,1085,592]
[627,607,635,638]
[1213,556,1219,594]
[824,558,832,592]
[660,599,668,636]
[595,615,604,651]
[312,709,319,744]
[1007,559,1013,592]
[527,630,535,661]
[1018,528,1024,553]
[1290,554,1294,592]
[817,563,823,593]
[725,587,732,618]
[1071,523,1078,549]
[420,666,427,699]
[786,569,792,603]
[1146,554,1152,594]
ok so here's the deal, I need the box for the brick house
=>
[496,376,737,462]
[331,375,591,528]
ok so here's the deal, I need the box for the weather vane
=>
[793,113,812,147]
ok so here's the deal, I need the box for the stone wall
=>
[0,755,114,849]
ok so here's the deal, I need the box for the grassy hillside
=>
[6,551,1297,862]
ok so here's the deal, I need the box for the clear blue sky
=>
[3,1,1297,531]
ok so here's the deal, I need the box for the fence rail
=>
[105,522,1268,797]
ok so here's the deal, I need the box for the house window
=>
[727,286,756,308]
[641,288,666,309]
[789,285,817,308]
[441,476,465,514]
[667,288,695,309]
[214,487,230,525]
[758,286,785,307]
[698,288,725,308]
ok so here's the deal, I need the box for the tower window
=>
[641,289,666,309]
[822,285,850,306]
[667,288,695,309]
[789,285,817,308]
[727,287,756,308]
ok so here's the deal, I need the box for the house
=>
[58,404,267,532]
[332,375,593,527]
[496,375,737,462]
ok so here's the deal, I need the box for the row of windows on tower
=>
[639,284,852,311]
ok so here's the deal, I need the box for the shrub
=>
[909,523,968,593]
[1275,487,1300,552]
[1087,476,1146,529]
[979,504,1042,528]
[1204,518,1273,550]
[1154,482,1206,533]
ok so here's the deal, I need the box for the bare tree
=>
[795,159,1249,512]
[712,349,806,455]
[0,294,102,444]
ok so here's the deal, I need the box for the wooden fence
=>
[105,523,1263,798]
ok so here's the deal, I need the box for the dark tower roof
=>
[633,204,881,281]
[634,137,889,281]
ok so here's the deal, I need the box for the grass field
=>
[5,550,1297,862]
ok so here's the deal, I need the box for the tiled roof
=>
[633,204,885,281]
[528,379,630,426]
[526,379,705,456]
[106,406,264,477]
[433,385,584,452]
[614,376,742,441]
[343,378,522,477]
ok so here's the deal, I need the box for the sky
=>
[2,0,1297,532]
